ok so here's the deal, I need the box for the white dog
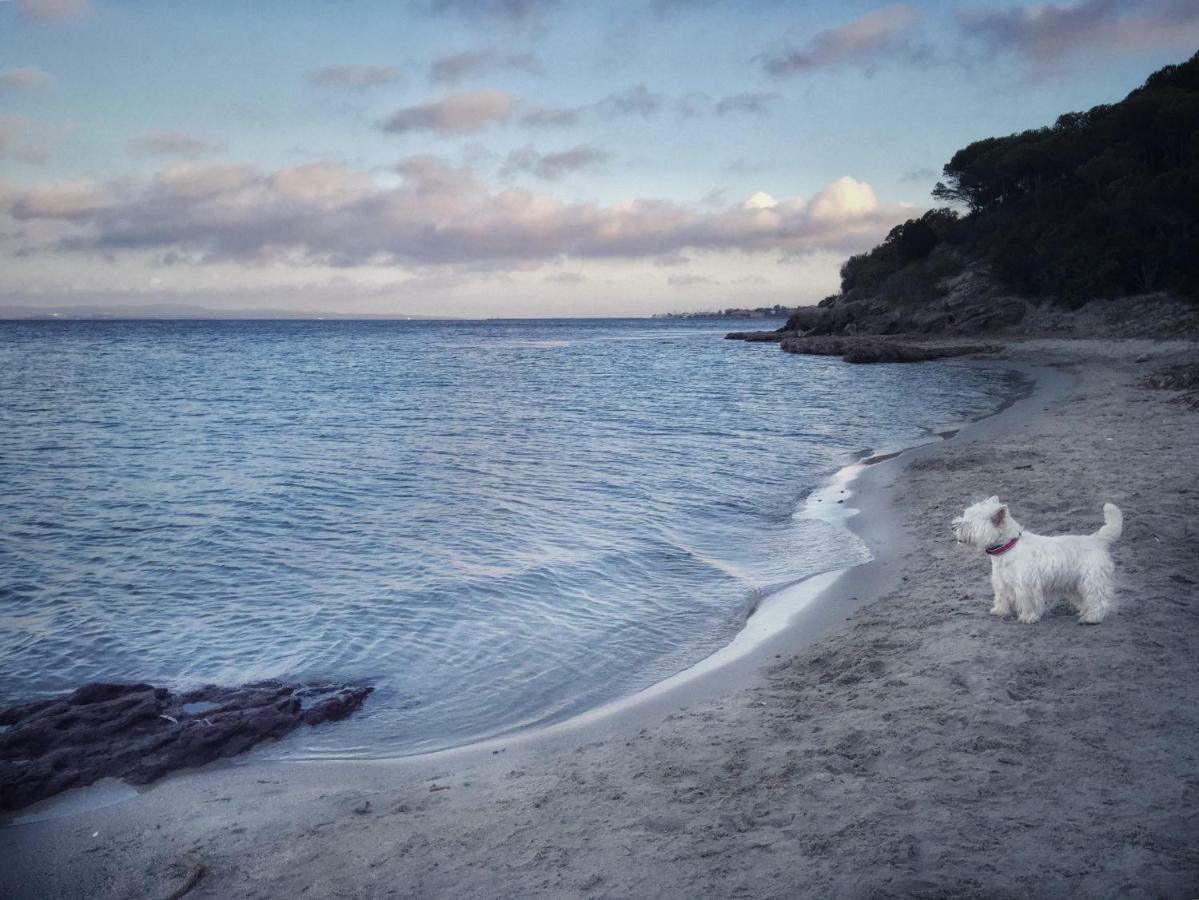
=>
[952,497,1122,624]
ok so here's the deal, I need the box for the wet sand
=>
[3,338,1198,899]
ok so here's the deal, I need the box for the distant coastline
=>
[652,304,795,320]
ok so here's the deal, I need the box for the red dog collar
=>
[986,535,1020,556]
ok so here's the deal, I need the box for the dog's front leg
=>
[989,571,1013,618]
[1014,584,1046,624]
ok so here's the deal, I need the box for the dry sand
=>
[3,339,1198,899]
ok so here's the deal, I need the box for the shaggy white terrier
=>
[952,497,1123,624]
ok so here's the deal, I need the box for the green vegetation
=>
[840,51,1199,304]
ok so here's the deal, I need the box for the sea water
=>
[0,318,1019,756]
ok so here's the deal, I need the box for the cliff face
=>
[804,261,1023,336]
[788,263,1199,340]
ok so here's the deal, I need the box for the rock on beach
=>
[0,680,372,811]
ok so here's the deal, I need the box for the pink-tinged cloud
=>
[307,65,404,89]
[958,0,1199,64]
[380,91,513,135]
[762,4,923,76]
[4,158,912,268]
[10,181,111,218]
[0,66,53,90]
[127,131,219,159]
[18,0,89,23]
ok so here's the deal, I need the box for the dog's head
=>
[952,496,1015,550]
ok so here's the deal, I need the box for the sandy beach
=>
[3,338,1198,899]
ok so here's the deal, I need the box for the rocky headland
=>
[729,51,1199,360]
[727,264,1199,364]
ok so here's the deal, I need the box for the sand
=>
[3,339,1198,899]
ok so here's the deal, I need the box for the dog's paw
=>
[1078,612,1105,625]
[989,605,1009,617]
[1016,613,1041,624]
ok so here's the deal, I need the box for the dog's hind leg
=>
[1077,565,1115,624]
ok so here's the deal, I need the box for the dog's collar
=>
[985,535,1020,556]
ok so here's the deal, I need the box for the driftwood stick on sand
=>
[164,855,207,900]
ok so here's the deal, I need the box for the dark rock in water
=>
[726,307,830,342]
[0,680,372,811]
[724,330,794,342]
[779,335,999,364]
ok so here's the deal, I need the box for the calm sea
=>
[0,318,1018,756]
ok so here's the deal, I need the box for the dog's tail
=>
[1094,502,1123,543]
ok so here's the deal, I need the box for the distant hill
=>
[791,50,1199,338]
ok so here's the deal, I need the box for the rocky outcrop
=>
[0,680,372,811]
[1140,363,1199,409]
[725,265,1029,342]
[779,336,999,364]
[727,262,1198,347]
[724,330,791,342]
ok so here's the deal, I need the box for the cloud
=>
[17,0,88,23]
[653,252,691,267]
[899,165,939,183]
[668,273,718,287]
[957,0,1199,64]
[127,131,219,159]
[714,92,778,116]
[307,65,405,90]
[807,176,879,219]
[429,49,542,84]
[424,0,558,27]
[761,5,922,76]
[722,158,779,175]
[521,84,758,128]
[501,144,611,180]
[651,0,719,14]
[519,105,582,128]
[4,158,910,269]
[0,66,53,90]
[0,116,48,163]
[380,91,513,135]
[678,91,778,118]
[544,271,586,284]
[520,86,662,127]
[10,180,111,218]
[595,84,663,117]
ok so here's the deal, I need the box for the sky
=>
[1,0,1197,318]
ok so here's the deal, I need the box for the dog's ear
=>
[987,495,999,505]
[991,506,1007,527]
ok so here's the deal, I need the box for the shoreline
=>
[4,338,1197,898]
